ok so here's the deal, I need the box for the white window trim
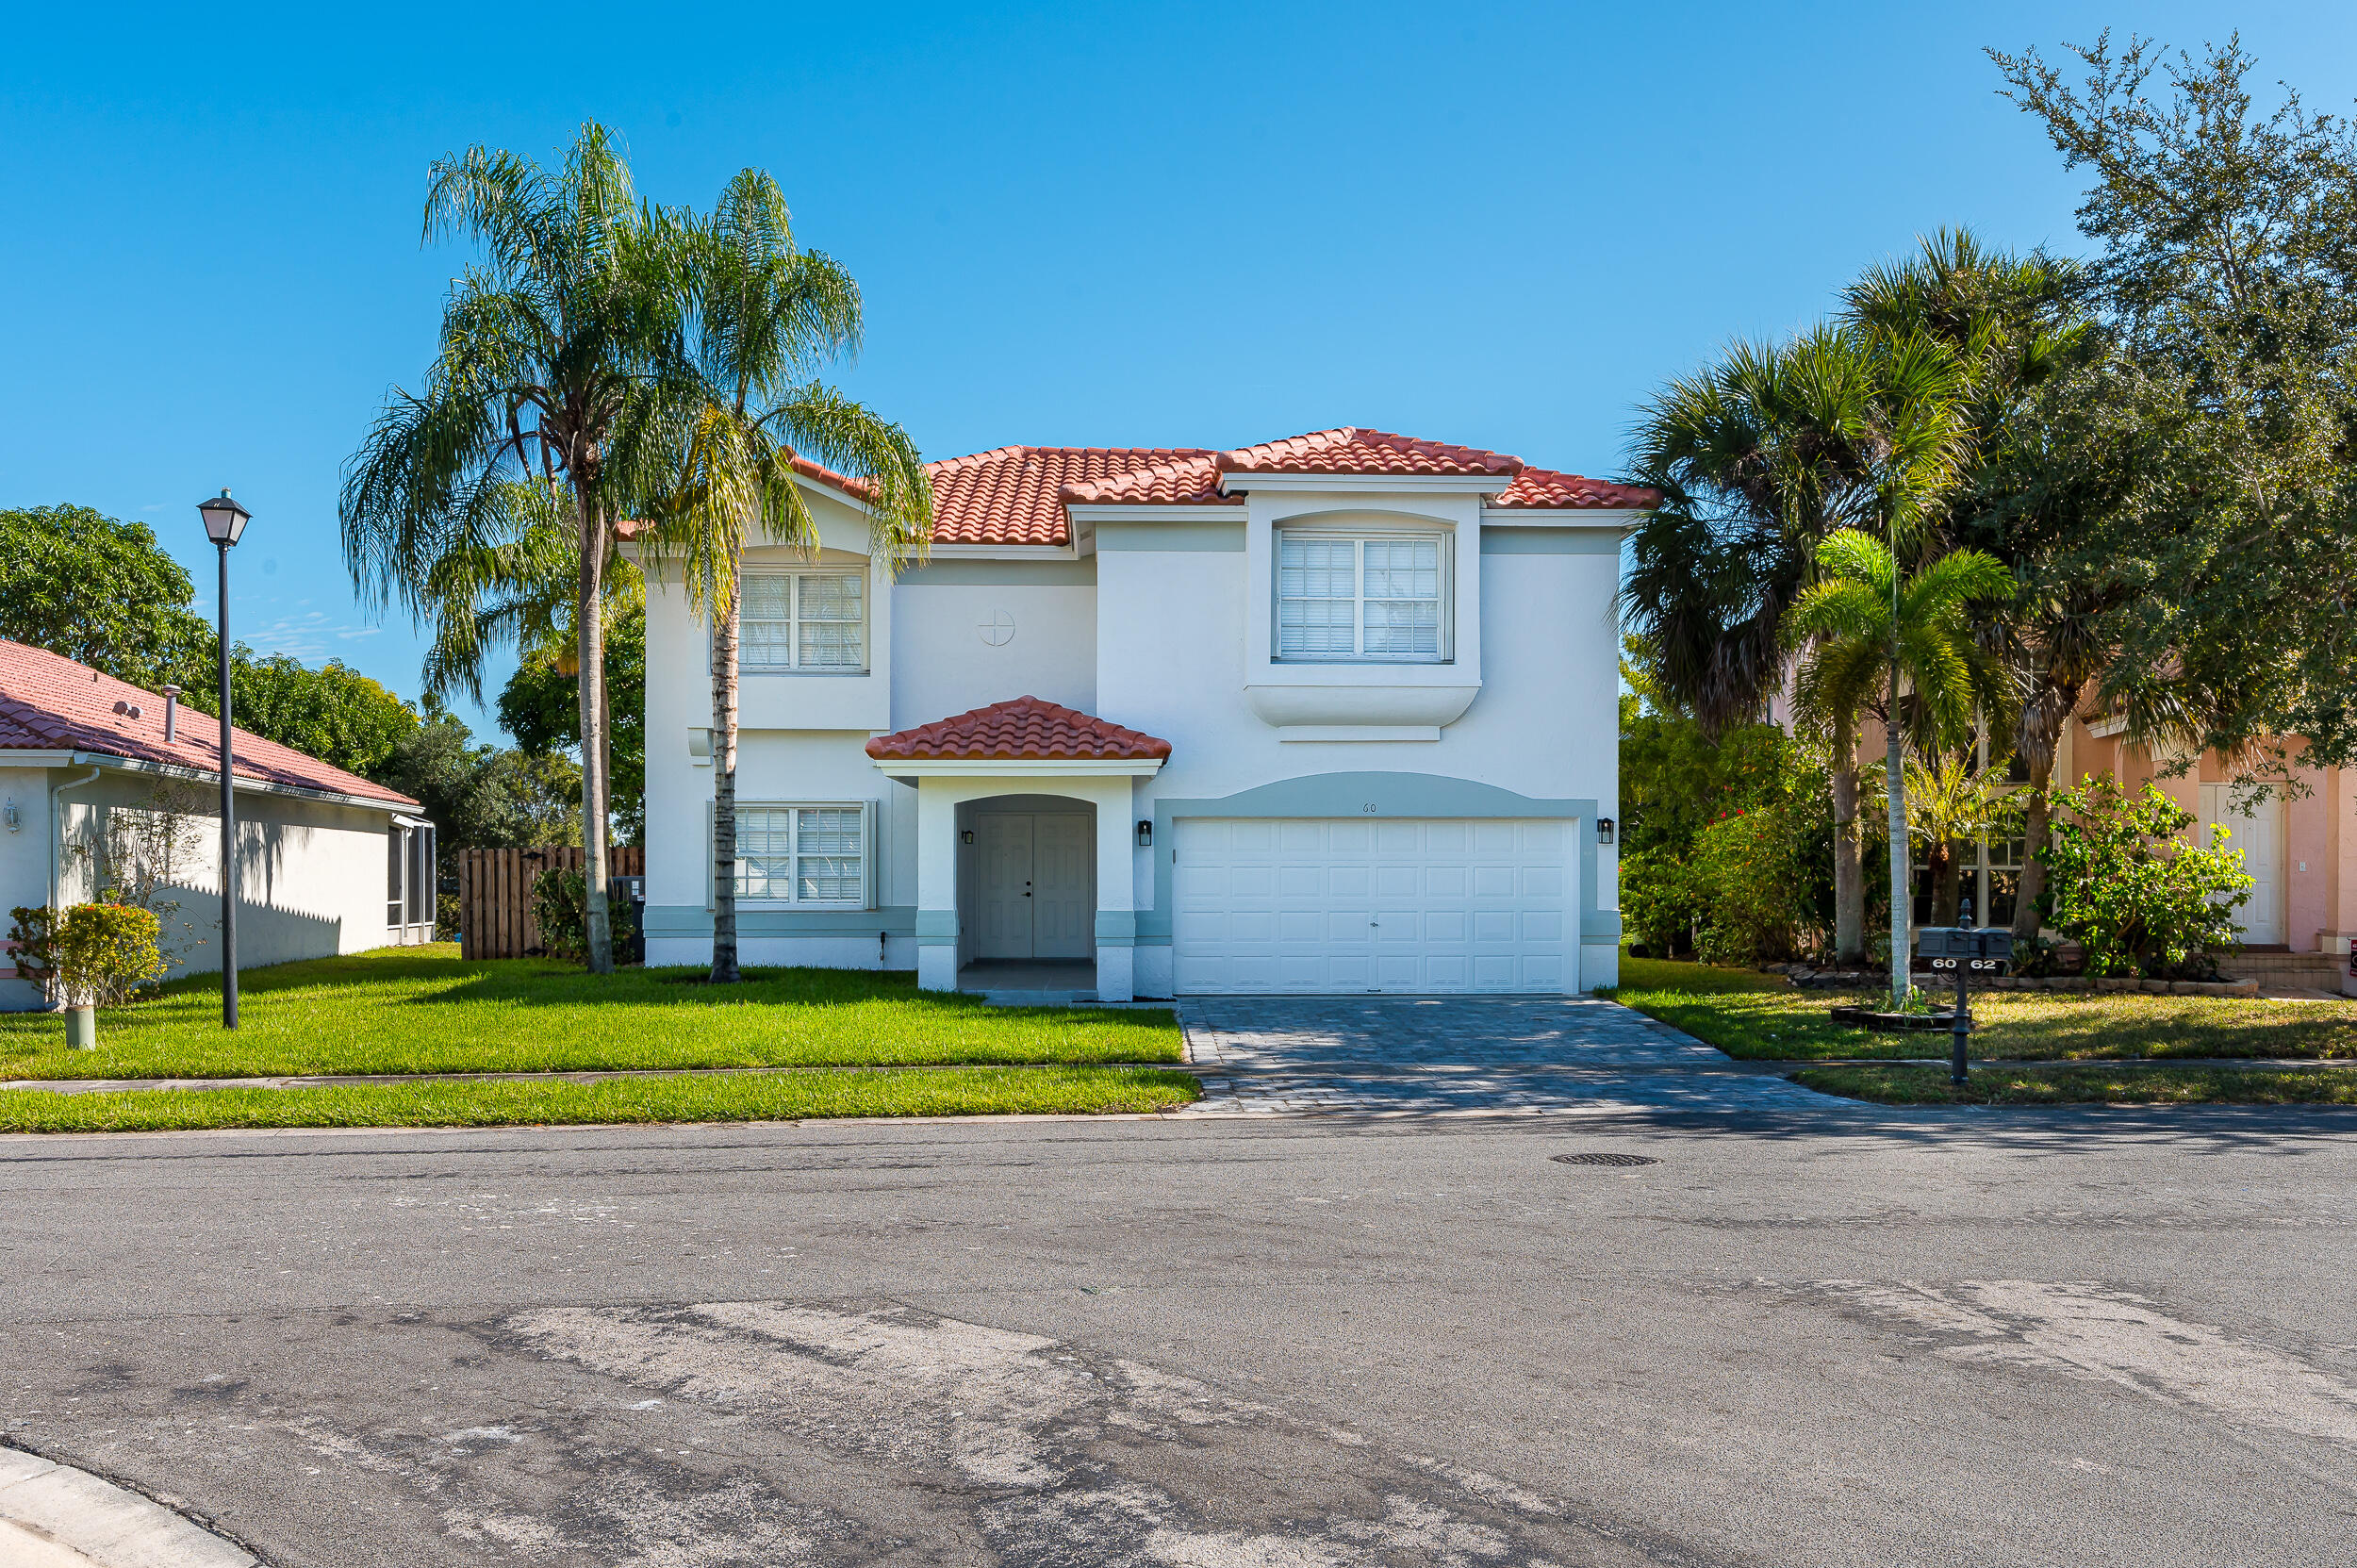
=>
[708,800,878,910]
[733,568,869,676]
[1272,527,1452,664]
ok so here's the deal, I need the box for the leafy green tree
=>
[1786,531,2013,1003]
[497,604,646,844]
[643,170,931,983]
[343,123,685,973]
[1989,36,2357,798]
[212,653,419,781]
[0,505,213,687]
[382,706,581,857]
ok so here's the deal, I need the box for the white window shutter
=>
[703,800,716,912]
[862,799,880,910]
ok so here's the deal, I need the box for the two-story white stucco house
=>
[635,427,1652,999]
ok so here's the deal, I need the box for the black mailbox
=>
[1917,927,2014,970]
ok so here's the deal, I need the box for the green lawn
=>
[1793,1063,2357,1107]
[1608,953,2357,1063]
[0,946,1181,1081]
[0,1065,1200,1133]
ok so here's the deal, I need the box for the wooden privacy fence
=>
[458,846,644,960]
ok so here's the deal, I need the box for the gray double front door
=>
[975,812,1093,960]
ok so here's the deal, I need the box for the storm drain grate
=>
[1550,1151,1659,1167]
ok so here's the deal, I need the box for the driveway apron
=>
[1178,996,1839,1116]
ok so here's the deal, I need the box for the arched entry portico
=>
[865,697,1172,1002]
[958,793,1096,989]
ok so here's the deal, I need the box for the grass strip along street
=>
[0,947,1194,1131]
[1793,1062,2357,1107]
[1607,955,2357,1066]
[0,946,1181,1081]
[0,1065,1200,1133]
[1609,953,2357,1106]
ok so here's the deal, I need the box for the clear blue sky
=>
[6,1,2350,740]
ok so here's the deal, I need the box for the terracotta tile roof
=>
[0,639,419,808]
[1057,453,1232,506]
[939,430,1652,545]
[929,447,1218,547]
[865,696,1172,763]
[1214,427,1525,479]
[1491,466,1659,510]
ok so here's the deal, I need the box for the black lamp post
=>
[198,489,251,1029]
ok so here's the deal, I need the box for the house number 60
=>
[1362,803,1378,813]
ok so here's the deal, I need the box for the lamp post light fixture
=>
[198,489,251,1029]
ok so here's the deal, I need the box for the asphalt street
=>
[2,1104,2353,1566]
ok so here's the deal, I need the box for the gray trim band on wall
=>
[1141,772,1601,945]
[645,905,916,939]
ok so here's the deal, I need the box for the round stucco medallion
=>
[978,609,1015,647]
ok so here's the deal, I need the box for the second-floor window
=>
[740,569,865,672]
[1276,530,1447,661]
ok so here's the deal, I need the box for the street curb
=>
[0,1447,258,1566]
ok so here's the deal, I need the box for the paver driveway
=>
[1178,995,1842,1116]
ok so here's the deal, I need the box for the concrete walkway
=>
[1177,995,1847,1116]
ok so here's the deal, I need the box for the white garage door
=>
[1172,817,1572,994]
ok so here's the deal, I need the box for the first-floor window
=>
[733,804,866,905]
[1276,530,1447,660]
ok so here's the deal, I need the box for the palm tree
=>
[1787,530,2014,1004]
[1624,327,1889,961]
[1867,749,2023,928]
[1838,229,2144,944]
[342,124,686,973]
[648,171,932,983]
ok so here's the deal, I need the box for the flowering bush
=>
[8,901,167,1007]
[2036,777,2252,978]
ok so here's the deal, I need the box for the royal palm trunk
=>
[575,488,613,974]
[1887,662,1909,1009]
[709,576,742,983]
[1830,716,1864,965]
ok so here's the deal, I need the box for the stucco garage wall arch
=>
[1143,771,1612,949]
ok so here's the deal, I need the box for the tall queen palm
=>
[342,124,684,973]
[650,171,932,983]
[1786,530,2014,1005]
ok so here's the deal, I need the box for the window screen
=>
[1276,532,1445,660]
[738,570,865,671]
[732,805,866,905]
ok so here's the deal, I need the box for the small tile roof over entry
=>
[928,428,1656,547]
[865,697,1173,763]
[0,639,420,807]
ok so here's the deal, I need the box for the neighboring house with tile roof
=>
[0,639,435,1007]
[630,428,1650,999]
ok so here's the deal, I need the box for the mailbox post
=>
[1917,901,2014,1085]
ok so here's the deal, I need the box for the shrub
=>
[2036,777,2252,979]
[1620,804,1816,966]
[8,901,167,1007]
[529,867,637,966]
[1619,847,1703,957]
[1687,804,1812,965]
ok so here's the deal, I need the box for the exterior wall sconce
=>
[1597,817,1615,846]
[2,801,17,834]
[1136,819,1153,848]
[960,829,975,845]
